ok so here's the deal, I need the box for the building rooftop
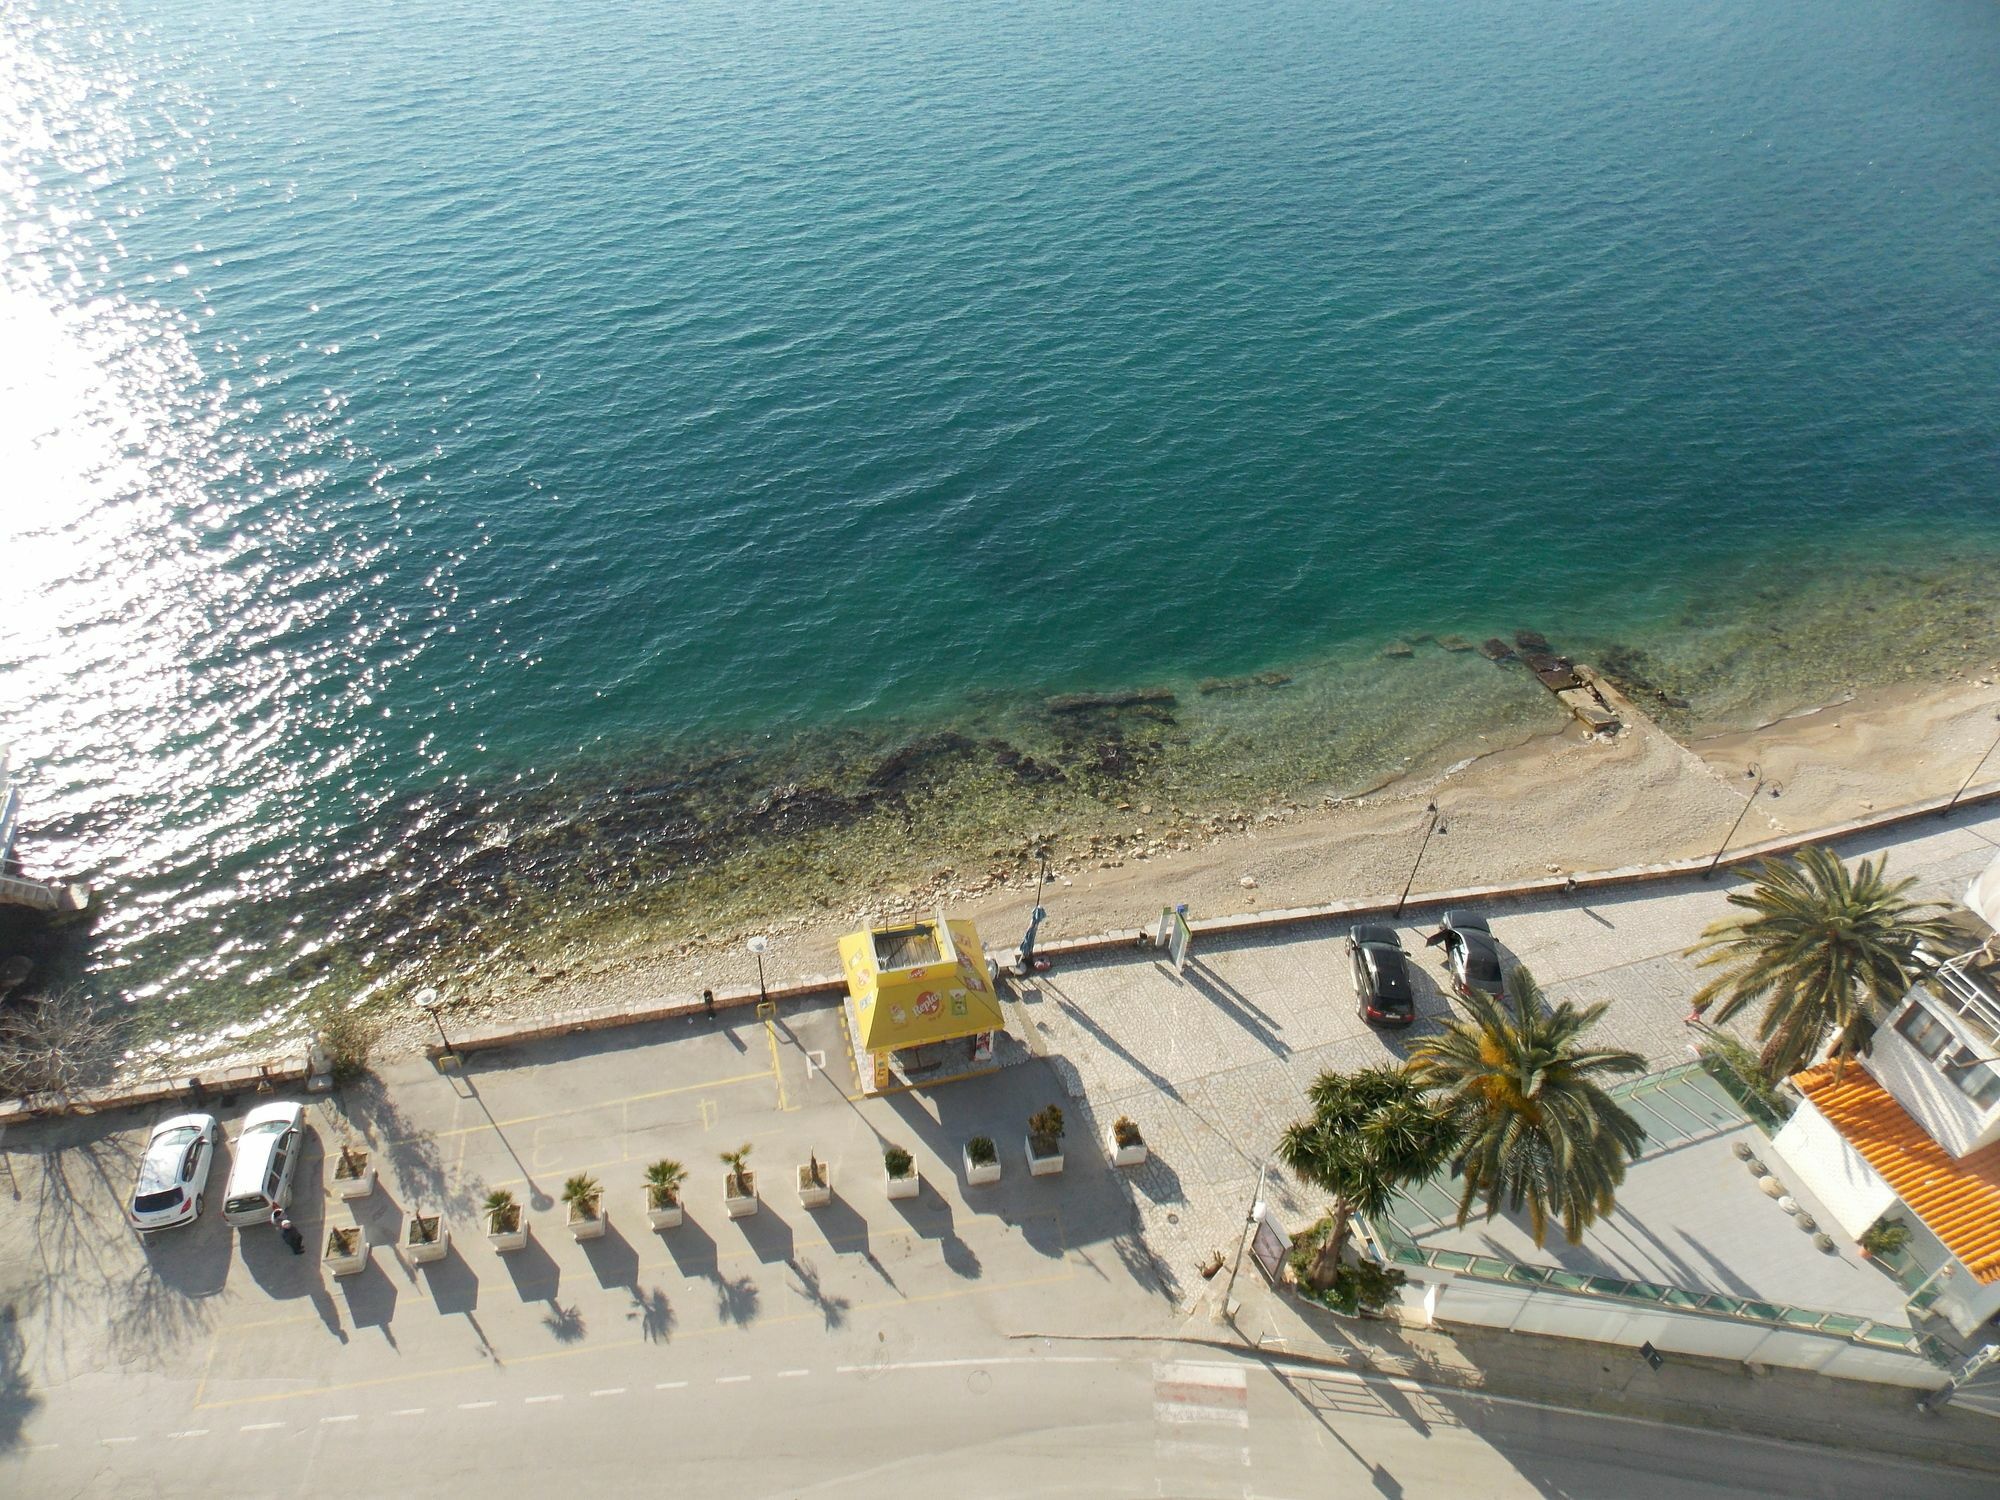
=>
[1385,1069,1915,1327]
[1795,1062,2000,1284]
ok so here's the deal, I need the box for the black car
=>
[1348,924,1415,1027]
[1427,911,1505,1002]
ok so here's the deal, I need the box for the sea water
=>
[2,0,1997,1053]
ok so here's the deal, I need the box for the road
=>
[3,1334,1986,1498]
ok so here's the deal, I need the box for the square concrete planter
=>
[485,1207,528,1253]
[645,1191,684,1230]
[324,1224,368,1278]
[724,1173,760,1219]
[1026,1135,1065,1177]
[886,1167,920,1201]
[332,1149,375,1200]
[566,1197,607,1241]
[963,1143,1002,1186]
[405,1215,449,1265]
[1109,1124,1148,1168]
[797,1163,833,1210]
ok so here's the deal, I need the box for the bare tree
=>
[0,991,122,1102]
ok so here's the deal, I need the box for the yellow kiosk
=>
[839,910,1006,1092]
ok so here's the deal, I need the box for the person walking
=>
[272,1204,304,1255]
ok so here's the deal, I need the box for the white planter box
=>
[886,1169,920,1201]
[405,1220,449,1265]
[645,1194,684,1230]
[567,1201,608,1241]
[797,1165,833,1209]
[332,1160,376,1200]
[324,1227,369,1278]
[1110,1132,1148,1168]
[724,1175,759,1219]
[486,1212,528,1253]
[1026,1135,1065,1176]
[963,1146,1002,1186]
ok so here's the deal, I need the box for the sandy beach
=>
[379,672,2000,1058]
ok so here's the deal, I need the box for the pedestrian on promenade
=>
[279,1215,304,1255]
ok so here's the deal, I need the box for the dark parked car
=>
[1427,911,1505,1002]
[1348,924,1415,1027]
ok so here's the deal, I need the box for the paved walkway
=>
[1007,803,2000,1308]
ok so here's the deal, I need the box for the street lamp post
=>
[747,935,770,1005]
[1703,765,1780,880]
[414,986,455,1067]
[1393,803,1445,919]
[1942,712,2000,819]
[1017,852,1052,975]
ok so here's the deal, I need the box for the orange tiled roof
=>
[1794,1063,2000,1284]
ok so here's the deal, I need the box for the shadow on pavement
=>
[0,1304,42,1453]
[502,1232,561,1305]
[338,1254,399,1344]
[786,1255,850,1329]
[335,1075,474,1218]
[421,1242,479,1317]
[627,1284,674,1343]
[663,1216,718,1278]
[582,1221,640,1292]
[731,1203,796,1265]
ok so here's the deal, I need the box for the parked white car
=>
[222,1101,306,1228]
[128,1113,218,1233]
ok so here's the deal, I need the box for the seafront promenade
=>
[5,799,2000,1493]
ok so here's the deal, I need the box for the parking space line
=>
[761,1005,789,1112]
[408,1070,771,1145]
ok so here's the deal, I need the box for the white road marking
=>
[240,1422,285,1433]
[1154,1402,1251,1428]
[390,1408,426,1418]
[776,1369,809,1379]
[458,1400,496,1410]
[526,1394,564,1404]
[835,1355,1115,1374]
[715,1374,752,1384]
[656,1380,688,1390]
[100,1436,137,1446]
[319,1414,357,1425]
[589,1387,626,1398]
[168,1429,210,1439]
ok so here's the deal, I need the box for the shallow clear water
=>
[2,0,1998,1053]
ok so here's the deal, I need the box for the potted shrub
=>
[1860,1217,1911,1261]
[644,1159,686,1230]
[484,1187,528,1253]
[797,1151,833,1209]
[884,1144,919,1201]
[405,1208,449,1265]
[963,1134,1001,1186]
[324,1222,368,1277]
[1109,1115,1147,1168]
[332,1144,376,1200]
[720,1143,758,1219]
[1026,1104,1066,1177]
[563,1172,607,1241]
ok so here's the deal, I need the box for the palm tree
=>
[1277,1067,1460,1287]
[1409,969,1646,1247]
[645,1158,686,1208]
[719,1143,754,1196]
[1686,846,1956,1079]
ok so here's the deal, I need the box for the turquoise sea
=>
[2,0,1998,1055]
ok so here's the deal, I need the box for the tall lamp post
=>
[1017,852,1052,975]
[1703,765,1781,879]
[747,934,770,1005]
[1942,712,2000,819]
[1394,803,1445,919]
[414,986,455,1067]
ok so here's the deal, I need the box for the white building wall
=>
[1866,1022,1995,1159]
[1401,1275,1944,1391]
[1770,1099,1897,1238]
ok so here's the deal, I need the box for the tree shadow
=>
[890,1193,983,1281]
[628,1284,674,1344]
[337,1075,474,1218]
[542,1301,586,1343]
[711,1272,760,1326]
[0,1304,41,1453]
[786,1256,850,1330]
[458,1076,554,1212]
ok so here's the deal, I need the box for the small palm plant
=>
[483,1187,520,1233]
[562,1172,602,1222]
[644,1159,686,1210]
[1409,967,1646,1247]
[719,1143,754,1197]
[884,1144,915,1178]
[1687,847,1955,1079]
[1028,1104,1065,1156]
[966,1135,998,1166]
